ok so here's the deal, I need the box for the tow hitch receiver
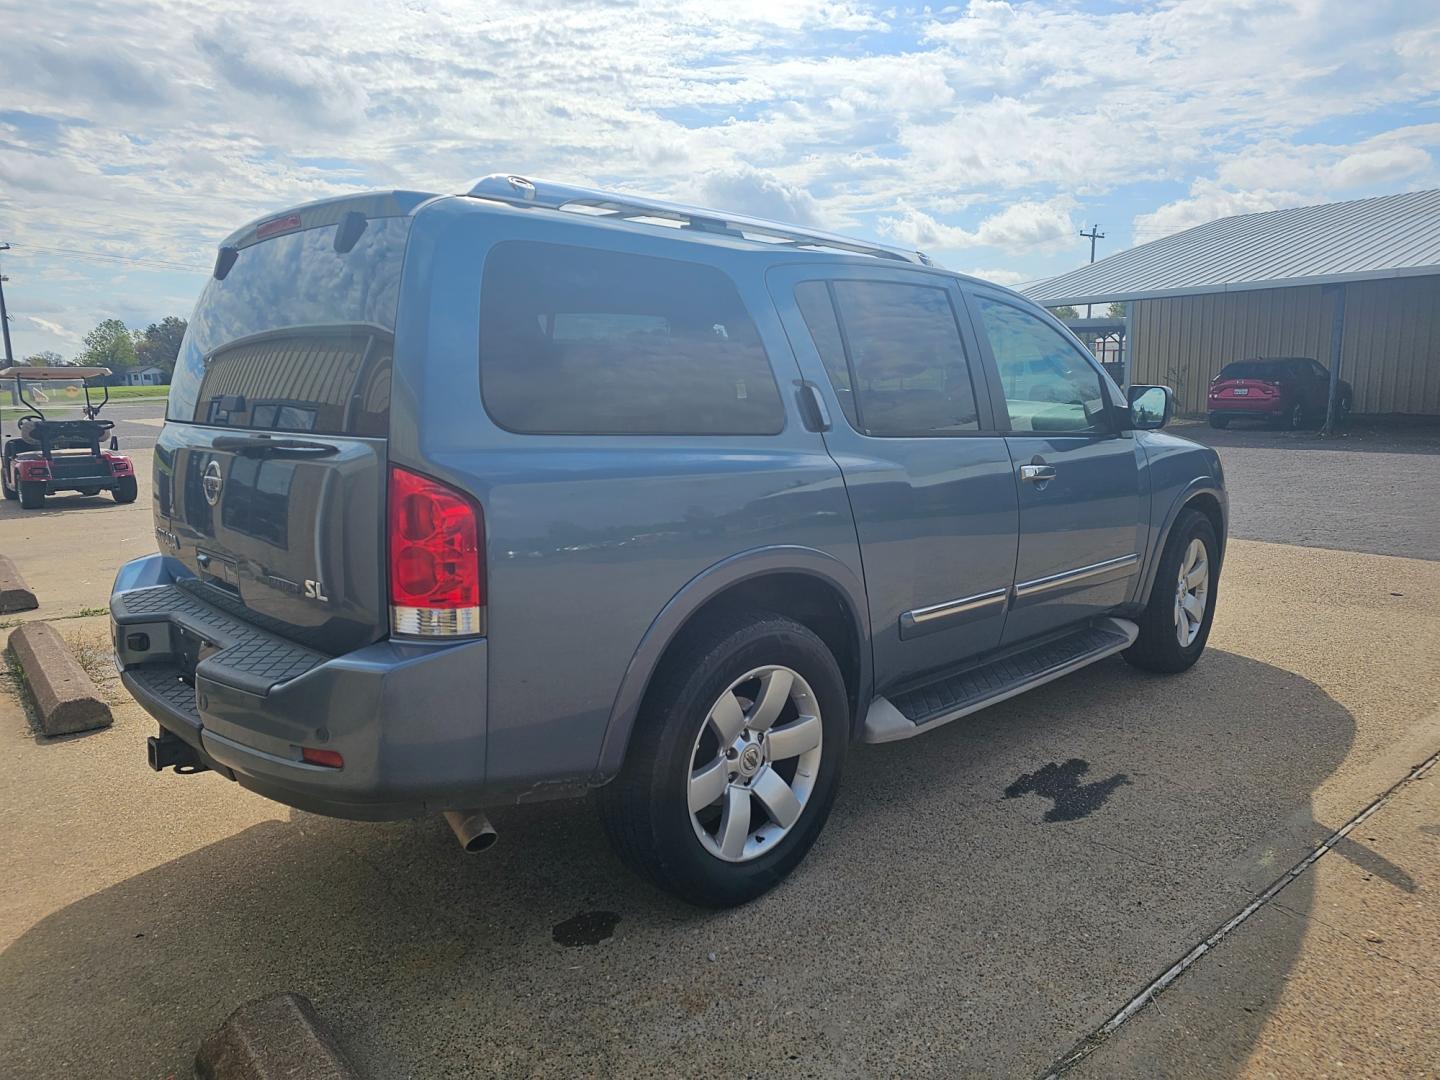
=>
[147,729,209,774]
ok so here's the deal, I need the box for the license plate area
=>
[173,626,220,687]
[1232,387,1249,396]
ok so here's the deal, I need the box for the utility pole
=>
[1079,225,1105,318]
[0,243,13,366]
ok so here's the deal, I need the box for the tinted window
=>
[1219,360,1291,380]
[168,216,408,436]
[479,242,783,436]
[974,297,1109,434]
[793,281,858,428]
[828,280,979,437]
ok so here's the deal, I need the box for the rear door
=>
[768,264,1018,688]
[158,203,413,653]
[963,287,1145,646]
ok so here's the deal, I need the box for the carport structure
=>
[1026,189,1440,421]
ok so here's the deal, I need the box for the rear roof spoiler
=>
[465,173,934,266]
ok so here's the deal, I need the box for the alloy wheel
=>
[688,665,823,863]
[1174,538,1209,647]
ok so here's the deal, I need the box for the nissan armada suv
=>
[111,175,1226,907]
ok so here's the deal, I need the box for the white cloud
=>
[879,197,1077,254]
[691,166,824,226]
[954,267,1030,287]
[21,316,82,344]
[1131,180,1308,242]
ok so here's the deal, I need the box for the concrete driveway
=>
[2,423,1438,1078]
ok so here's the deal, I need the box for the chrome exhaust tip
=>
[443,809,498,853]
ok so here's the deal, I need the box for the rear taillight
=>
[387,465,485,637]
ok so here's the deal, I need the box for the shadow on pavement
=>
[0,649,1358,1079]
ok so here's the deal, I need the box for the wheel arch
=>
[593,546,872,783]
[1132,481,1228,608]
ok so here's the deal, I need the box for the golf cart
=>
[1,366,139,510]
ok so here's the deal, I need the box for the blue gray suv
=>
[111,175,1226,906]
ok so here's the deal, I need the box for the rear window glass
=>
[479,241,784,436]
[1219,360,1294,379]
[167,216,409,436]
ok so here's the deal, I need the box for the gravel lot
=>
[1174,419,1440,561]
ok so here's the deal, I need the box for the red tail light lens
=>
[387,465,485,637]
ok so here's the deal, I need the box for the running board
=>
[862,617,1139,744]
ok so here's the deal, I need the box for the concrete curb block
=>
[0,555,38,614]
[7,621,112,736]
[195,993,359,1080]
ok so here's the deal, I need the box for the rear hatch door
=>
[157,199,419,654]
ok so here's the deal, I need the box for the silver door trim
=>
[900,586,1009,640]
[906,586,1009,624]
[1014,553,1138,598]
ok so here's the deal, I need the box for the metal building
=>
[1025,189,1440,418]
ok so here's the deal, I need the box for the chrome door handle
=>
[1020,464,1056,482]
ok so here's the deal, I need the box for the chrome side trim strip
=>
[907,587,1009,625]
[899,587,1008,640]
[1014,553,1139,598]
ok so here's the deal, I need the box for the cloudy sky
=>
[2,0,1439,359]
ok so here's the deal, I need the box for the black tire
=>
[1208,414,1230,429]
[112,476,138,504]
[598,611,849,907]
[1123,508,1219,674]
[19,481,46,509]
[1,468,15,501]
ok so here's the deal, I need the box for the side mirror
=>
[1127,384,1174,430]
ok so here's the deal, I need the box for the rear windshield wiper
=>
[211,434,340,457]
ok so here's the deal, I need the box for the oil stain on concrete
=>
[552,911,621,947]
[1005,759,1130,822]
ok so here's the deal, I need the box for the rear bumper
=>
[111,554,488,820]
[1208,404,1286,419]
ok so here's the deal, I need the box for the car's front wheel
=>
[1124,508,1219,674]
[598,612,849,907]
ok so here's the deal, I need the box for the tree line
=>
[20,316,188,381]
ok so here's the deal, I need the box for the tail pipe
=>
[444,809,498,853]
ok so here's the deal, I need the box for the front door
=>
[767,266,1019,689]
[963,288,1146,646]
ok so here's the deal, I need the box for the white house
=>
[122,366,168,386]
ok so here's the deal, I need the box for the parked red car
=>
[1207,357,1352,429]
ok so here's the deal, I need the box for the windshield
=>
[166,216,410,436]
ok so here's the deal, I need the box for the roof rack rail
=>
[465,174,933,266]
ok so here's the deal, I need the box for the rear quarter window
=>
[478,241,784,436]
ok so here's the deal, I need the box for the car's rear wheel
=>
[1208,413,1230,429]
[598,611,848,907]
[18,481,46,509]
[1124,508,1218,674]
[112,476,138,503]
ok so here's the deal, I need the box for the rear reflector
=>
[302,747,344,769]
[388,465,485,637]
